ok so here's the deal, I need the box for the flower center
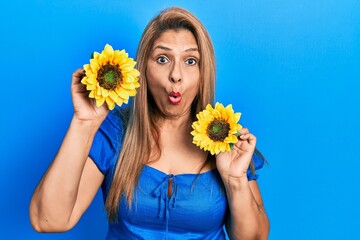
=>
[97,63,122,90]
[207,119,230,141]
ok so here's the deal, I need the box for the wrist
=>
[223,175,249,191]
[70,117,102,133]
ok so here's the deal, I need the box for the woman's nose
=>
[170,62,182,83]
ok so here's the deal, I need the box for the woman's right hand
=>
[71,68,109,125]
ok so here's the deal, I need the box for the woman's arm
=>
[216,128,270,239]
[29,120,104,232]
[224,177,269,239]
[29,69,109,232]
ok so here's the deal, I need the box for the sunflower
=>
[81,44,140,110]
[191,103,242,155]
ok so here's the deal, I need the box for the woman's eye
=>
[156,56,169,64]
[185,58,197,66]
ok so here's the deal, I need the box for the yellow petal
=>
[121,82,135,90]
[120,63,135,72]
[115,87,129,99]
[114,97,124,106]
[225,144,231,152]
[103,44,114,60]
[106,97,115,110]
[97,54,107,66]
[96,97,105,107]
[86,76,97,84]
[108,90,116,99]
[83,64,91,73]
[219,143,226,152]
[86,84,96,91]
[101,88,109,97]
[225,135,238,143]
[89,90,95,98]
[93,52,100,60]
[123,74,134,83]
[129,68,140,77]
[96,87,102,96]
[90,58,100,72]
[234,113,241,123]
[81,77,88,84]
[112,50,127,65]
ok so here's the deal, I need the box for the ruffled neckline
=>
[143,164,218,177]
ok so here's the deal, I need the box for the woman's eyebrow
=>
[153,45,199,53]
[154,45,172,51]
[185,48,199,52]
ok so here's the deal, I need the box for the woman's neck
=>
[156,112,193,133]
[149,112,210,174]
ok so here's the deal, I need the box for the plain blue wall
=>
[1,0,359,239]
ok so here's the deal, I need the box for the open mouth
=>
[168,92,182,105]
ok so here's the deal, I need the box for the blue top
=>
[89,108,264,240]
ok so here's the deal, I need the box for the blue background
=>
[1,0,359,239]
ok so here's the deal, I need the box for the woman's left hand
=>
[216,127,256,179]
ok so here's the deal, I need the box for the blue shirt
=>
[89,108,264,240]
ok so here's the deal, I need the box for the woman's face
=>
[146,29,200,119]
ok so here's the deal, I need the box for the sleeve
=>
[246,150,265,181]
[88,109,125,175]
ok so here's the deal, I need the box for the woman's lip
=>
[168,92,182,104]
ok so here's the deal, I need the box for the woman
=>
[30,7,269,239]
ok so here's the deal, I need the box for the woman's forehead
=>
[152,29,198,51]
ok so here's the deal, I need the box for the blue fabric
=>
[89,108,264,239]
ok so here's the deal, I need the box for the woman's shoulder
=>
[89,107,129,175]
[103,106,129,131]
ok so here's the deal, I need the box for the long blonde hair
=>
[105,7,216,220]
